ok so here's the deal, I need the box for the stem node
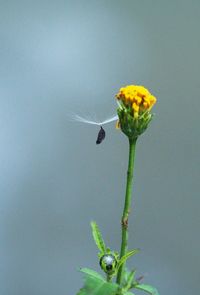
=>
[121,217,128,229]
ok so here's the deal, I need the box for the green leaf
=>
[122,268,131,283]
[134,284,159,295]
[123,270,136,291]
[80,268,104,280]
[91,221,106,254]
[77,287,87,295]
[117,249,139,270]
[77,267,119,295]
[125,292,136,295]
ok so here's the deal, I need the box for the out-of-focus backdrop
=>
[0,1,200,294]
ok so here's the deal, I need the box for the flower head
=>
[116,85,157,140]
[116,85,156,119]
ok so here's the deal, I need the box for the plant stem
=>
[116,137,137,285]
[107,274,112,282]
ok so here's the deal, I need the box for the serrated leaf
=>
[91,221,106,254]
[117,249,139,270]
[77,267,119,295]
[135,284,159,295]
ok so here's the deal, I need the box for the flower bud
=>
[116,85,157,140]
[99,254,117,275]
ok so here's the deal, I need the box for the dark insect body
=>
[96,126,106,144]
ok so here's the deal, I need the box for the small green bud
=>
[99,254,117,275]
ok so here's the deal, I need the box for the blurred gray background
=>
[0,0,200,294]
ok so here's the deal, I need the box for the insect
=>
[96,126,105,144]
[70,113,118,144]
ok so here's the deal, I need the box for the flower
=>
[116,85,157,140]
[116,85,156,119]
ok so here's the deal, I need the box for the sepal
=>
[117,104,153,140]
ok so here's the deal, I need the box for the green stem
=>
[107,274,112,282]
[116,137,137,285]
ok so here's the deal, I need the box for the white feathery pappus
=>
[70,113,118,144]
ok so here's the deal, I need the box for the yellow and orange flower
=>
[116,85,156,119]
[116,85,157,139]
